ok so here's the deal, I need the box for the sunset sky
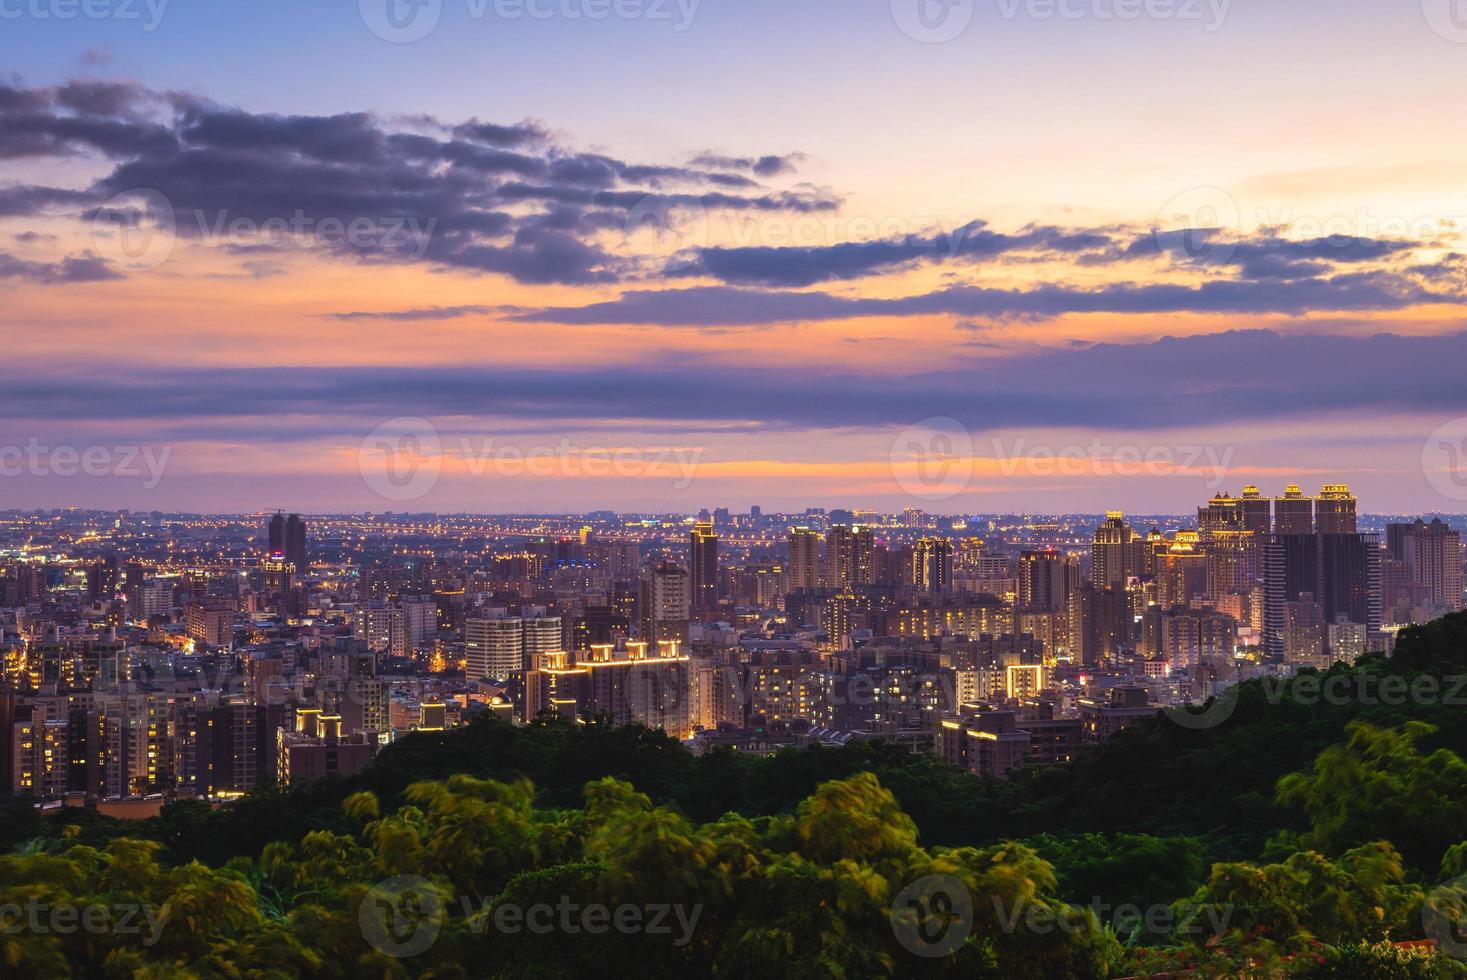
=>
[6,0,1467,513]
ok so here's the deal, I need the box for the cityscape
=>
[12,0,1467,976]
[3,487,1460,800]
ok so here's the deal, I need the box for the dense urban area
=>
[2,484,1460,803]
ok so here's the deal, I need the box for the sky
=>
[5,0,1467,514]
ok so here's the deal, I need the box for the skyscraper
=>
[268,512,308,574]
[912,537,953,593]
[824,524,855,589]
[1018,550,1079,612]
[1315,484,1357,534]
[1239,485,1271,537]
[787,527,821,592]
[1091,512,1142,589]
[689,520,719,612]
[1274,484,1314,535]
[639,563,690,645]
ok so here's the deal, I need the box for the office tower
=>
[522,616,562,663]
[1091,512,1142,589]
[268,512,308,574]
[825,524,855,589]
[750,505,762,520]
[1318,532,1380,629]
[689,521,719,612]
[465,617,525,679]
[1315,485,1357,534]
[1018,550,1079,612]
[1274,484,1314,534]
[639,562,690,645]
[465,614,562,679]
[1400,518,1464,614]
[1263,526,1381,657]
[787,527,822,592]
[1240,485,1271,536]
[912,537,953,593]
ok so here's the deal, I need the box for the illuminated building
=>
[1239,485,1272,536]
[268,512,308,576]
[1392,518,1464,615]
[639,562,690,645]
[1274,484,1314,534]
[1017,550,1079,612]
[1315,484,1357,534]
[689,520,719,612]
[786,527,821,592]
[912,537,953,593]
[524,642,691,737]
[1091,512,1143,590]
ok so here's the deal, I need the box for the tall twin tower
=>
[268,511,308,574]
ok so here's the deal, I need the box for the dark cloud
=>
[510,270,1449,326]
[11,330,1467,436]
[0,78,830,286]
[450,118,549,148]
[690,152,806,177]
[0,249,121,284]
[672,220,1115,287]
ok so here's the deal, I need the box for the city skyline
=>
[7,4,1467,511]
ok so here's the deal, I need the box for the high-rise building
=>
[912,537,953,593]
[465,617,525,680]
[689,521,719,612]
[268,512,308,575]
[1018,550,1079,612]
[825,524,855,589]
[1091,512,1142,589]
[787,527,821,592]
[465,614,562,679]
[1315,485,1357,534]
[1240,485,1272,537]
[1274,484,1314,535]
[1199,493,1244,533]
[639,563,690,645]
[1206,529,1258,600]
[1156,532,1209,610]
[1398,518,1464,614]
